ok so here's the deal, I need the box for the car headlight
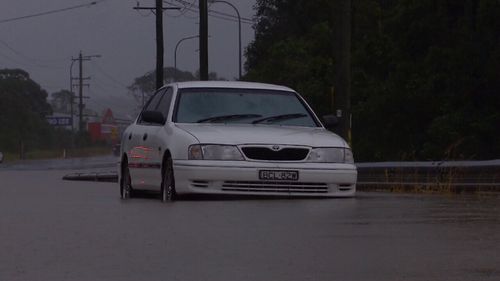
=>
[306,147,354,164]
[188,144,244,160]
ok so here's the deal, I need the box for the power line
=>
[166,3,199,20]
[163,0,199,18]
[91,61,128,89]
[209,10,253,24]
[0,1,103,24]
[88,79,121,94]
[206,3,254,23]
[0,48,65,70]
[165,0,254,24]
[0,39,68,65]
[165,0,194,18]
[91,71,126,91]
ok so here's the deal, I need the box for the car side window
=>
[146,90,165,111]
[138,89,165,124]
[156,87,173,121]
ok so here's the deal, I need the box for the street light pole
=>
[174,35,200,81]
[209,0,241,80]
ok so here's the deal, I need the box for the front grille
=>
[241,147,309,161]
[222,181,328,193]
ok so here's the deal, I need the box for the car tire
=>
[120,159,133,199]
[161,157,176,202]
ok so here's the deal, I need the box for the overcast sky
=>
[0,0,256,118]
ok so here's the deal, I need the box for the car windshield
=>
[174,88,319,127]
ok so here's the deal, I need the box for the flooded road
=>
[1,161,499,281]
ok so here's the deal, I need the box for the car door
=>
[128,89,165,189]
[141,87,174,188]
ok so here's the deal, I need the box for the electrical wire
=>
[0,39,69,64]
[0,1,104,24]
[0,48,65,70]
[206,3,254,23]
[163,0,199,19]
[166,4,192,18]
[165,0,255,24]
[90,61,129,89]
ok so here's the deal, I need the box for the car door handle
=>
[143,133,148,141]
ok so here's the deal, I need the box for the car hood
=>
[175,124,348,147]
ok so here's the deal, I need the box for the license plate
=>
[259,170,299,181]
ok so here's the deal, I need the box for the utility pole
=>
[199,0,209,80]
[134,2,180,89]
[155,0,164,89]
[69,58,76,133]
[333,0,352,144]
[72,52,100,132]
[78,52,84,132]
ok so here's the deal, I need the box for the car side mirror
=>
[142,110,165,124]
[322,114,339,128]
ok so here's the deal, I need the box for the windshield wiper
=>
[252,113,307,124]
[197,114,262,123]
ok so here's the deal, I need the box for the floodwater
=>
[0,157,499,281]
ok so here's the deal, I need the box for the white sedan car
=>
[119,81,357,201]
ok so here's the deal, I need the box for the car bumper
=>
[173,160,357,197]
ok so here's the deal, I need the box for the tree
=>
[245,0,337,117]
[351,0,500,160]
[128,67,224,108]
[246,0,500,161]
[0,69,53,151]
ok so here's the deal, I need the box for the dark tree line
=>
[0,69,81,154]
[0,69,53,152]
[0,66,223,155]
[245,0,500,161]
[128,67,223,108]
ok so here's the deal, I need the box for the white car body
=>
[119,81,357,199]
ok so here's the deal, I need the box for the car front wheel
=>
[161,157,176,202]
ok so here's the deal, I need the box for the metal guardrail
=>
[356,160,500,192]
[356,159,500,168]
[62,160,500,192]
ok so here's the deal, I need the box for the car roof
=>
[171,81,295,92]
